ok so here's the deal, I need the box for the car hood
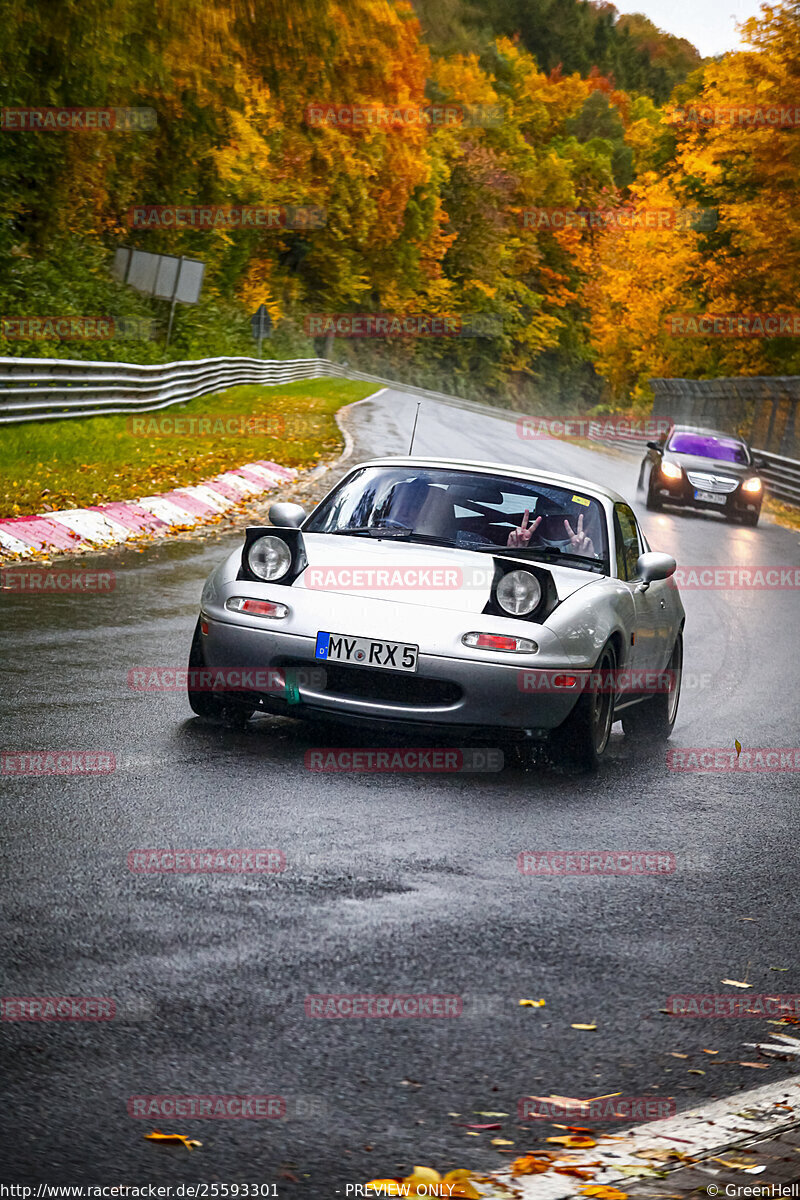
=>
[666,452,753,478]
[292,533,601,613]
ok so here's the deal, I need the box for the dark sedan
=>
[638,424,764,526]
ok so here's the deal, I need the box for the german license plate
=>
[694,489,726,505]
[315,631,419,673]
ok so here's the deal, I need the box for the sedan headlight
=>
[742,476,762,493]
[660,460,683,480]
[496,569,542,616]
[247,535,292,581]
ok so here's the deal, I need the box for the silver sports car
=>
[189,457,685,770]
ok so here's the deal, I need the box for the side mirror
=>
[269,501,306,528]
[646,440,663,452]
[636,551,676,590]
[752,455,766,470]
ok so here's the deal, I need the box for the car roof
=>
[353,456,629,507]
[668,424,747,443]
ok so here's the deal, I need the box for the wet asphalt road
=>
[1,389,799,1191]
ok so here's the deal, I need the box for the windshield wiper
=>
[326,523,413,538]
[492,545,606,570]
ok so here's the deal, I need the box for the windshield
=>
[305,466,609,571]
[667,431,750,464]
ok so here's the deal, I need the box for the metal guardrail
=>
[0,355,348,423]
[1,354,798,507]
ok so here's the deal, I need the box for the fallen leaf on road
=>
[457,1123,502,1130]
[722,979,753,988]
[688,1069,705,1074]
[616,1166,666,1177]
[712,1157,764,1172]
[580,1188,629,1199]
[668,1052,689,1058]
[639,1148,694,1162]
[144,1131,201,1150]
[366,1182,403,1195]
[510,1155,551,1175]
[739,1061,770,1068]
[519,998,546,1007]
[554,1165,595,1179]
[548,1135,597,1148]
[769,967,789,971]
[571,1023,597,1030]
[464,1131,480,1136]
[490,1138,514,1146]
[702,1048,719,1054]
[474,1111,508,1117]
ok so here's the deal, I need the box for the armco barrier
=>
[0,356,348,424]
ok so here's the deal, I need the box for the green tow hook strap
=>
[284,668,301,705]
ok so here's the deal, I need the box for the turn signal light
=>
[226,597,289,618]
[462,632,538,653]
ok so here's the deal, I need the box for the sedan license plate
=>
[315,631,418,673]
[694,489,727,505]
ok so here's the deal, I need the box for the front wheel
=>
[550,642,617,773]
[645,472,662,511]
[187,618,254,725]
[622,631,682,742]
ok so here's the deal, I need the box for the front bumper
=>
[199,616,582,734]
[653,476,761,518]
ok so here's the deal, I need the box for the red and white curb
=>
[0,460,296,560]
[486,1077,800,1197]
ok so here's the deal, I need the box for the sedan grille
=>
[686,471,739,494]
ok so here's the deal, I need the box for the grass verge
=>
[0,379,375,516]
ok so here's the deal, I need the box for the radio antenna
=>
[408,402,421,455]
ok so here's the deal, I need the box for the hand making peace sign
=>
[563,513,594,555]
[507,508,542,547]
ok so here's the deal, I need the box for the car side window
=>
[613,504,642,581]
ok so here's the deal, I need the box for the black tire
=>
[742,510,760,527]
[622,631,682,742]
[645,473,662,511]
[187,618,254,725]
[550,642,617,773]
